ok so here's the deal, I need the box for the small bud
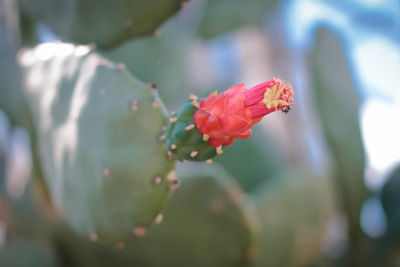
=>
[133,227,147,237]
[154,176,162,185]
[89,233,98,242]
[149,83,158,90]
[167,170,176,181]
[159,135,166,141]
[206,159,213,164]
[181,1,188,8]
[169,117,177,123]
[155,214,163,224]
[190,151,198,158]
[154,29,162,37]
[170,111,176,115]
[89,43,97,50]
[170,144,177,150]
[192,99,199,108]
[152,98,161,108]
[131,99,138,111]
[124,18,133,28]
[117,63,126,70]
[114,242,125,250]
[184,124,195,131]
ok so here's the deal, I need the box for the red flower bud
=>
[194,78,294,147]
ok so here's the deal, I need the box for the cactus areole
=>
[163,78,294,161]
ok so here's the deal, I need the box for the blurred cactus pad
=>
[18,0,188,48]
[1,0,395,266]
[18,43,175,241]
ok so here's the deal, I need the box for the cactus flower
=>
[194,78,294,147]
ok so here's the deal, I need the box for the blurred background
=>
[1,0,399,266]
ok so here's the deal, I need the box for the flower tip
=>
[246,78,294,118]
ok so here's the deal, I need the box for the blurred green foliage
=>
[252,170,336,267]
[198,0,281,38]
[310,28,369,264]
[381,165,400,241]
[18,0,187,48]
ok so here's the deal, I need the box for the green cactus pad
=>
[0,238,57,267]
[252,170,336,267]
[47,167,254,267]
[18,43,175,242]
[310,28,368,228]
[57,165,253,267]
[18,0,187,48]
[121,173,254,267]
[162,100,217,161]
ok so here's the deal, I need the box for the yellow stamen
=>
[263,81,290,109]
[202,134,209,142]
[216,146,223,155]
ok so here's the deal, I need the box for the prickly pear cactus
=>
[18,43,175,242]
[252,170,336,267]
[18,0,188,48]
[310,28,368,243]
[0,238,57,267]
[54,164,254,267]
[161,99,217,161]
[120,172,254,267]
